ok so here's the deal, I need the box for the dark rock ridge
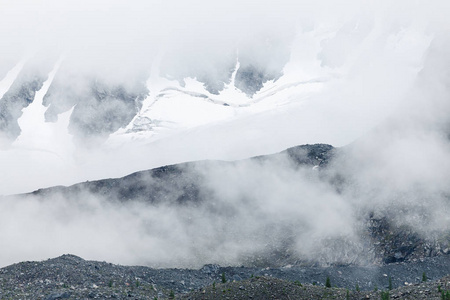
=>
[1,254,450,299]
[29,144,335,204]
[22,143,450,267]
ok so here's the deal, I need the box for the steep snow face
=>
[108,21,431,149]
[1,59,76,193]
[0,60,25,100]
[0,2,441,195]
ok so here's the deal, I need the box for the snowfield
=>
[0,19,431,195]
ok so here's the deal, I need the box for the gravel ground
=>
[181,275,450,300]
[0,254,449,299]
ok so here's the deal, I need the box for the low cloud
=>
[0,1,450,268]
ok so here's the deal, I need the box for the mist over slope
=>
[1,1,450,271]
[2,142,448,269]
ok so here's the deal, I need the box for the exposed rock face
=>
[189,60,236,95]
[367,215,450,264]
[233,33,291,97]
[160,48,237,95]
[0,67,48,141]
[69,81,148,140]
[368,216,421,264]
[0,57,149,144]
[160,35,291,97]
[43,73,149,141]
[281,143,335,167]
[234,64,280,97]
[162,55,285,97]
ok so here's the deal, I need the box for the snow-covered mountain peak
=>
[0,2,443,195]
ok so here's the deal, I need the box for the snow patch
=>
[0,59,27,99]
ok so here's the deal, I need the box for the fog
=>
[333,34,450,236]
[0,155,362,268]
[0,1,450,267]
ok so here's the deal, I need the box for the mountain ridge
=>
[7,143,449,269]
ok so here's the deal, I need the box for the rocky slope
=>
[1,254,450,299]
[19,143,450,268]
[182,275,450,300]
[28,144,334,204]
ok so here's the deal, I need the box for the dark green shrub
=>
[381,290,390,300]
[221,272,227,283]
[325,276,331,288]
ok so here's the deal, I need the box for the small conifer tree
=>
[381,290,390,300]
[325,276,331,288]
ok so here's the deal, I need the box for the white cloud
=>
[0,0,449,267]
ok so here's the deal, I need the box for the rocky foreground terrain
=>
[2,144,450,299]
[1,254,450,299]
